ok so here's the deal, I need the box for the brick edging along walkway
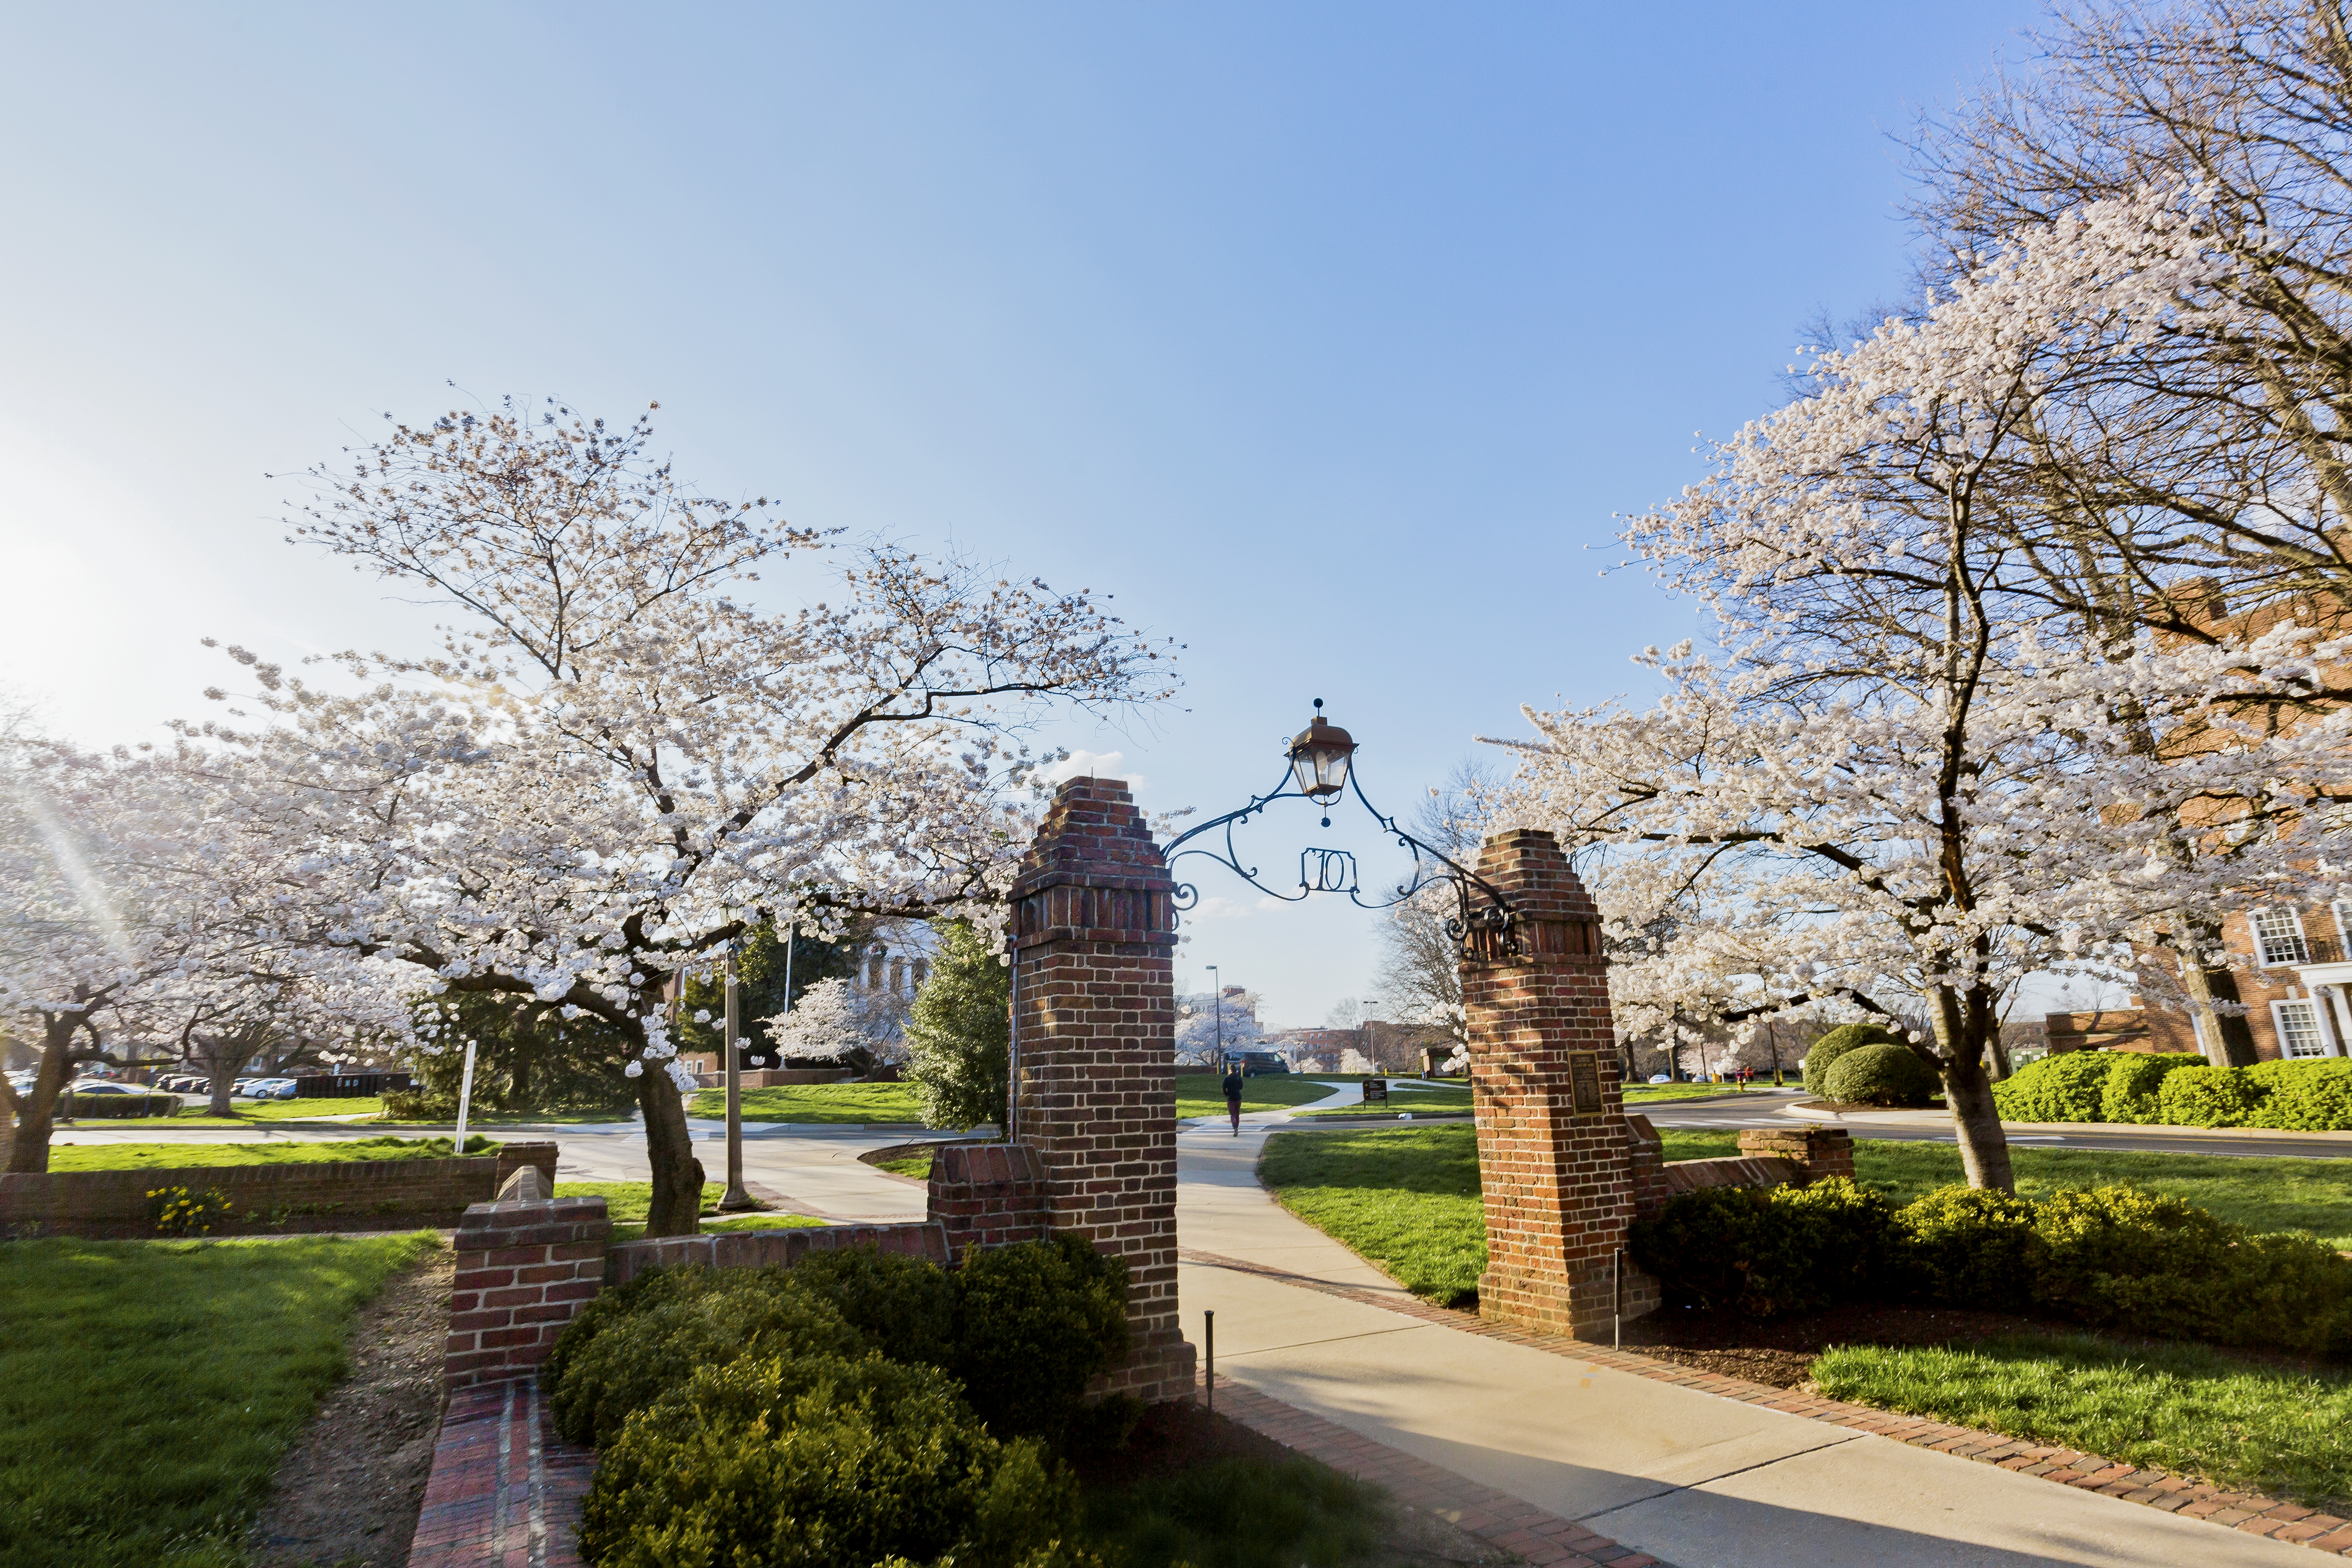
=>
[1179,1246,2352,1556]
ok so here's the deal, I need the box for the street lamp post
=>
[718,934,756,1212]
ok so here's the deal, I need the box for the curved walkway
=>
[1174,1122,2318,1568]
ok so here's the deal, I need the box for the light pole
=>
[718,930,756,1212]
[1208,964,1223,1069]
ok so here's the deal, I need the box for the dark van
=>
[1227,1050,1290,1076]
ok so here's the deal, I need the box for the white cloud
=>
[1041,749,1145,792]
[1185,895,1258,920]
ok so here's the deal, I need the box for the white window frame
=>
[2335,900,2351,950]
[2252,905,2312,968]
[2272,998,2338,1059]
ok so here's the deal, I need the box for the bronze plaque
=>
[1567,1052,1603,1116]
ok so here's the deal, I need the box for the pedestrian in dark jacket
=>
[1221,1064,1245,1135]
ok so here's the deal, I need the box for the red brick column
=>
[1005,776,1195,1403]
[445,1194,611,1391]
[1460,827,1661,1336]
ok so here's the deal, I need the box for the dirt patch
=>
[1615,1298,2341,1388]
[247,1246,452,1568]
[1080,1401,1514,1565]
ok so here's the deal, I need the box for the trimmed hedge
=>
[1990,1051,2117,1123]
[1991,1051,2352,1130]
[1801,1023,1901,1097]
[1633,1178,2352,1358]
[1820,1043,1939,1107]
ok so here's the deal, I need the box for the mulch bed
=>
[247,1248,453,1568]
[1618,1297,2340,1388]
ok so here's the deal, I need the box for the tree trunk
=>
[5,1019,82,1174]
[637,1064,706,1238]
[207,1058,238,1118]
[2174,916,2262,1067]
[1943,1050,2016,1192]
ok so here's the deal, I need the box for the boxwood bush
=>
[577,1352,1096,1568]
[1800,1023,1901,1097]
[1990,1051,2116,1123]
[953,1232,1131,1446]
[65,1091,180,1119]
[2099,1052,2206,1123]
[1820,1043,1939,1107]
[1629,1177,1896,1316]
[1635,1177,2352,1358]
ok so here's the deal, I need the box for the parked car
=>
[69,1079,142,1095]
[240,1077,300,1100]
[1226,1050,1290,1077]
[1647,1073,1671,1084]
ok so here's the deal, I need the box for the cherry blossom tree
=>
[192,399,1176,1236]
[1502,198,2350,1189]
[763,976,864,1063]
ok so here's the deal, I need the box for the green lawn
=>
[1258,1125,2352,1304]
[170,1096,385,1123]
[1624,1081,1792,1102]
[48,1135,498,1171]
[0,1232,436,1568]
[1296,1083,1475,1118]
[552,1181,830,1243]
[1813,1334,2352,1512]
[876,1153,935,1180]
[1174,1073,1338,1120]
[690,1081,928,1124]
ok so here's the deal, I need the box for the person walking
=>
[1221,1060,1245,1137]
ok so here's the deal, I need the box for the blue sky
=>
[0,2,2053,1027]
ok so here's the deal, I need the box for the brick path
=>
[407,1378,594,1568]
[1208,1376,1674,1566]
[1182,1245,2352,1556]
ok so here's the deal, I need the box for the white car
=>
[240,1077,301,1101]
[1648,1073,1671,1084]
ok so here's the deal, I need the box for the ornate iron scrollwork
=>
[1160,728,1518,957]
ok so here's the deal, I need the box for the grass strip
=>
[1811,1333,2352,1512]
[689,1081,927,1124]
[170,1097,385,1122]
[876,1153,934,1180]
[1173,1073,1337,1120]
[47,1135,498,1171]
[553,1181,828,1242]
[0,1232,437,1568]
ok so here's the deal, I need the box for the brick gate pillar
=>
[1006,777,1196,1403]
[1461,827,1662,1336]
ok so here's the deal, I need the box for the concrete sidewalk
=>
[1174,1125,2311,1568]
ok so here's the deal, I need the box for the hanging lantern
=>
[1286,701,1356,802]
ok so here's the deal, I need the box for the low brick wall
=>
[605,1220,948,1288]
[0,1142,557,1239]
[1627,1117,1856,1217]
[927,1142,1049,1262]
[447,1191,610,1392]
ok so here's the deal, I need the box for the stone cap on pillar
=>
[1008,777,1177,952]
[1468,827,1601,962]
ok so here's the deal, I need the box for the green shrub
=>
[2246,1059,2352,1131]
[1630,1178,1896,1317]
[579,1352,1085,1568]
[1802,1023,1900,1097]
[2099,1053,2207,1124]
[953,1233,1131,1445]
[2029,1185,2352,1357]
[1991,1051,2114,1123]
[548,1269,864,1445]
[788,1245,956,1370]
[1821,1044,1939,1107]
[1897,1186,2043,1312]
[2157,1064,2270,1127]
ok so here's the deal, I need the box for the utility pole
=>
[1209,964,1223,1068]
[719,939,755,1211]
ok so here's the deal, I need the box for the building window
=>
[911,959,929,990]
[2252,907,2311,967]
[867,952,886,990]
[2274,1000,2332,1059]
